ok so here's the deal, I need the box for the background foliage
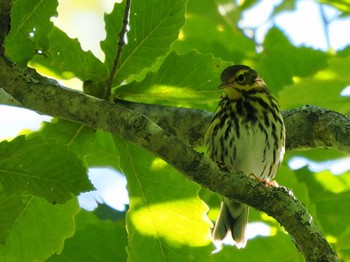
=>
[1,0,350,261]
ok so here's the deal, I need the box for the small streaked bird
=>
[205,65,286,248]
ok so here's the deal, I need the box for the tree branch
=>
[117,99,350,154]
[104,0,131,100]
[0,57,340,261]
[0,0,12,56]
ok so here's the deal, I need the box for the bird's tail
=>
[213,198,249,249]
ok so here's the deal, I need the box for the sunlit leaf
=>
[101,0,186,86]
[174,0,256,62]
[116,51,230,110]
[318,0,350,13]
[278,56,350,114]
[113,137,212,261]
[30,27,108,81]
[257,27,329,94]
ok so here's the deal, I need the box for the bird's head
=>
[219,65,267,99]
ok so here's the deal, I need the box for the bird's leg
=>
[248,173,279,187]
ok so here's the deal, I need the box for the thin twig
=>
[104,0,131,100]
[0,0,12,56]
[319,4,331,50]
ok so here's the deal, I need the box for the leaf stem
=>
[104,0,131,100]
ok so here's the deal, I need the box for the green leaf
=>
[30,27,108,81]
[277,164,316,220]
[213,231,303,261]
[0,136,93,204]
[271,0,297,17]
[4,0,58,66]
[294,168,350,237]
[0,196,78,261]
[287,148,346,163]
[113,137,212,261]
[239,0,260,11]
[314,170,350,194]
[338,227,350,260]
[93,203,127,221]
[100,0,125,76]
[316,191,350,237]
[0,195,24,244]
[318,0,350,13]
[173,0,256,61]
[257,27,329,94]
[101,0,186,86]
[47,210,127,261]
[85,130,119,169]
[33,119,96,160]
[278,56,350,114]
[116,51,230,110]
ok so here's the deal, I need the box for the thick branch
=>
[117,99,350,154]
[0,58,339,261]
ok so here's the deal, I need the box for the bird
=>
[205,64,286,248]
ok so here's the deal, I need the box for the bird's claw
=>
[249,173,279,187]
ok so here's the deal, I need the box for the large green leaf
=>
[85,130,120,169]
[113,137,212,261]
[294,168,350,238]
[257,27,329,94]
[47,210,126,261]
[0,136,93,204]
[30,27,108,81]
[278,56,350,114]
[173,0,256,62]
[33,119,96,160]
[116,51,230,110]
[101,0,186,86]
[0,196,78,261]
[4,0,58,66]
[0,195,24,244]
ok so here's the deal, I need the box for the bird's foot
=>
[249,173,279,187]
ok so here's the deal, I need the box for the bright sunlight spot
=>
[78,167,129,211]
[130,200,212,247]
[150,157,168,170]
[0,105,52,140]
[289,156,350,175]
[247,222,272,239]
[340,85,350,96]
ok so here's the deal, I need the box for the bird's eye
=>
[237,74,245,83]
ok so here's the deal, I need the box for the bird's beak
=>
[218,82,232,89]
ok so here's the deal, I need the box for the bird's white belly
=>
[222,122,277,180]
